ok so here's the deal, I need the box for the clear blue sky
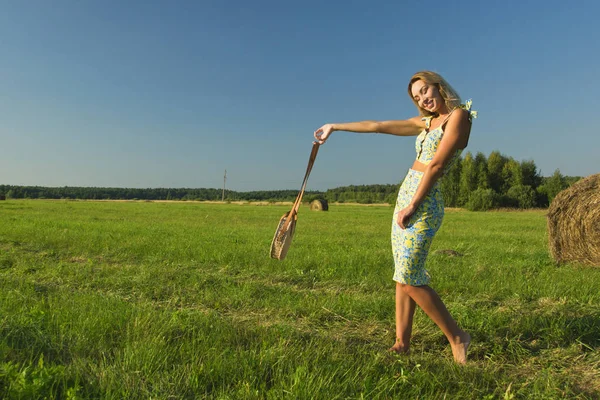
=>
[1,0,598,191]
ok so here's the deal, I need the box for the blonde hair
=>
[408,71,462,117]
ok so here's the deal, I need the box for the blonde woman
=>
[314,71,477,364]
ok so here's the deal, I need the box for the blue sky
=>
[1,0,598,191]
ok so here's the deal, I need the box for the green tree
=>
[506,185,536,209]
[540,169,569,204]
[467,188,499,211]
[458,152,477,206]
[474,152,490,189]
[440,157,462,207]
[385,192,398,207]
[520,160,542,189]
[487,151,508,193]
[501,158,522,192]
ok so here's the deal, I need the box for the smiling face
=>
[408,71,462,117]
[410,79,447,115]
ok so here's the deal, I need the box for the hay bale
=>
[547,173,600,266]
[310,199,328,211]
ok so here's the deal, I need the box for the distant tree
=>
[358,192,373,204]
[459,152,477,205]
[539,169,569,204]
[487,151,507,193]
[520,160,542,189]
[440,157,461,207]
[501,158,522,192]
[325,191,338,203]
[564,176,582,186]
[474,152,490,190]
[385,192,398,207]
[506,185,536,209]
[467,188,499,211]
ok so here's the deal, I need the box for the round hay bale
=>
[310,199,328,211]
[547,173,600,266]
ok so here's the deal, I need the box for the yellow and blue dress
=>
[391,101,477,285]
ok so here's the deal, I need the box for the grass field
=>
[1,200,599,399]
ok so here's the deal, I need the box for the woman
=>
[314,71,477,364]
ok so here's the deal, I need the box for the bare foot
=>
[389,341,410,355]
[450,331,471,364]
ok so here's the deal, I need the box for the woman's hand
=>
[396,204,416,229]
[314,124,335,144]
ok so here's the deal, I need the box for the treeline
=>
[438,151,580,210]
[0,151,581,209]
[307,151,580,210]
[0,185,322,203]
[309,184,398,205]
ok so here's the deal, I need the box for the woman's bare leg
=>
[389,282,416,353]
[400,283,470,364]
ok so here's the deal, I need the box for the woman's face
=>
[411,79,445,114]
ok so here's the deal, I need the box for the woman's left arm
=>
[397,109,471,229]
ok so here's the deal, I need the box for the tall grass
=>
[0,200,598,399]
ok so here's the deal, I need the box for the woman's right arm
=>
[314,116,424,144]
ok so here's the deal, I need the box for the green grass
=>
[0,200,599,399]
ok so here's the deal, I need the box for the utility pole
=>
[222,169,227,201]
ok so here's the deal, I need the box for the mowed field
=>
[0,200,599,399]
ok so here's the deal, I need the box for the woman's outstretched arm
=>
[314,116,425,144]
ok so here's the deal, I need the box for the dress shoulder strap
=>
[439,99,479,129]
[438,108,457,129]
[422,99,478,131]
